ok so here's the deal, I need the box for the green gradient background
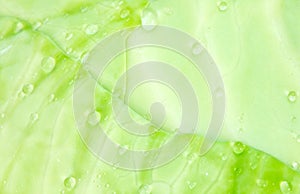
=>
[0,0,300,193]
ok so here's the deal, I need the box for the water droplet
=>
[220,153,228,160]
[30,113,39,122]
[60,190,65,194]
[87,111,101,126]
[287,91,297,103]
[64,176,76,190]
[85,24,99,35]
[0,113,5,119]
[217,1,228,12]
[205,172,209,176]
[141,8,158,31]
[192,43,203,55]
[250,162,258,170]
[33,21,42,30]
[66,48,73,54]
[291,116,296,122]
[105,183,110,188]
[118,145,128,155]
[256,179,268,188]
[64,32,73,40]
[15,22,24,33]
[186,180,197,189]
[138,184,152,194]
[120,9,130,19]
[231,141,246,155]
[233,167,242,175]
[22,84,34,95]
[291,161,299,171]
[280,181,292,193]
[48,94,56,102]
[41,56,56,73]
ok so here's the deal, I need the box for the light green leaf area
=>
[0,0,300,193]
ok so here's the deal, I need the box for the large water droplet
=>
[41,56,56,73]
[231,141,246,154]
[120,9,130,19]
[186,181,197,190]
[85,24,99,35]
[217,1,228,12]
[192,43,203,55]
[141,8,158,31]
[64,176,76,189]
[287,91,297,103]
[22,84,34,95]
[280,181,292,193]
[256,179,268,188]
[87,111,101,126]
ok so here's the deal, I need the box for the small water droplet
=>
[64,176,76,190]
[105,183,110,188]
[280,181,292,193]
[141,8,158,31]
[220,153,228,160]
[60,190,65,194]
[48,94,56,102]
[233,167,242,175]
[15,22,24,33]
[0,113,5,119]
[287,91,297,103]
[256,179,268,188]
[64,32,73,40]
[85,24,99,35]
[3,180,7,185]
[120,9,130,19]
[231,141,246,154]
[41,56,56,73]
[33,21,42,30]
[118,145,128,155]
[250,162,257,170]
[217,1,228,12]
[87,111,101,126]
[138,184,152,194]
[205,172,209,176]
[291,116,296,122]
[192,43,203,55]
[30,113,39,122]
[22,84,34,95]
[66,48,73,54]
[186,180,197,190]
[291,161,299,170]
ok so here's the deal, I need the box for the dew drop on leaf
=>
[256,179,268,188]
[87,111,101,126]
[231,141,246,155]
[217,1,228,12]
[287,91,297,103]
[120,9,130,19]
[192,43,203,55]
[41,56,56,73]
[280,181,292,193]
[141,8,158,31]
[64,176,76,190]
[85,24,99,35]
[22,84,34,95]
